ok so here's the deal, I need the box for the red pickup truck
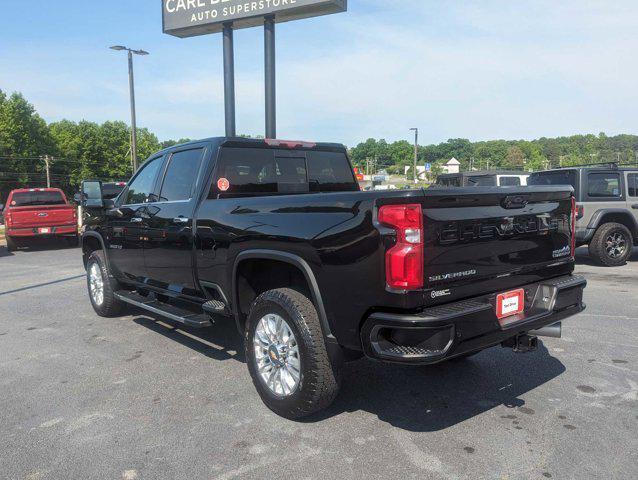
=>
[1,188,78,251]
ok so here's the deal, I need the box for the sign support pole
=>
[223,23,236,137]
[264,16,276,139]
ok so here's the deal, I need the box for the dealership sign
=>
[163,0,347,37]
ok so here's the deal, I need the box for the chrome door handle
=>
[173,217,190,224]
[130,217,143,223]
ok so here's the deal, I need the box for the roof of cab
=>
[156,136,346,156]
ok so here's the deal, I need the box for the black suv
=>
[529,165,638,266]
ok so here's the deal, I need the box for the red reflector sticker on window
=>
[496,289,525,321]
[217,177,230,192]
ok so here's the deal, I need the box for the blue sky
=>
[1,0,637,147]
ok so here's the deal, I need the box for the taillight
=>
[571,197,576,258]
[378,204,424,290]
[575,204,584,220]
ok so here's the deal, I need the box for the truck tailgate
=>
[422,187,574,289]
[9,205,76,228]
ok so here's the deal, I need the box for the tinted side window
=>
[528,171,577,189]
[467,176,496,186]
[587,173,620,198]
[159,148,204,201]
[628,173,638,197]
[499,176,521,186]
[125,157,163,204]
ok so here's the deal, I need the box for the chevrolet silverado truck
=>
[1,188,78,251]
[78,137,586,419]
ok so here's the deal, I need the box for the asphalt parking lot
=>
[0,243,637,480]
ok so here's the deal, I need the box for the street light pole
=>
[410,128,418,184]
[127,50,138,172]
[110,45,149,173]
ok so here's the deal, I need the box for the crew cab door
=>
[143,145,207,294]
[107,155,164,281]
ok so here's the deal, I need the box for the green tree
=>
[0,91,55,194]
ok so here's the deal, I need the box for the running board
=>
[114,291,213,328]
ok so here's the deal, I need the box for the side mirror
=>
[81,180,104,208]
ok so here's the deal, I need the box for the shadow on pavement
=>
[133,314,245,363]
[7,238,79,252]
[0,246,14,258]
[0,274,86,296]
[132,312,565,432]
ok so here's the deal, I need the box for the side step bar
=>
[114,291,213,328]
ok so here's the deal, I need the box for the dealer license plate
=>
[38,227,50,234]
[496,289,525,322]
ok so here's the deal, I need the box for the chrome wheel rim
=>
[253,313,301,397]
[605,232,627,259]
[89,263,104,306]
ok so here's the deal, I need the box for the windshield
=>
[10,191,66,207]
[528,170,577,189]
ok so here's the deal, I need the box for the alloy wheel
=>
[88,262,105,306]
[253,313,301,397]
[605,232,627,259]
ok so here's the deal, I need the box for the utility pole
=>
[410,128,418,184]
[43,155,51,188]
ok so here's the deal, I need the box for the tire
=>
[245,288,341,419]
[588,222,633,267]
[6,235,18,252]
[86,250,125,317]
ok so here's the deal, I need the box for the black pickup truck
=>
[79,137,586,419]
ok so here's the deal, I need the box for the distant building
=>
[442,158,461,174]
[404,165,428,180]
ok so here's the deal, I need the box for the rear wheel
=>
[245,288,340,419]
[86,251,125,317]
[589,222,633,267]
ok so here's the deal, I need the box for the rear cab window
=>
[10,190,66,207]
[210,147,358,197]
[628,173,638,197]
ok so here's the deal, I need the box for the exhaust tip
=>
[529,322,562,339]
